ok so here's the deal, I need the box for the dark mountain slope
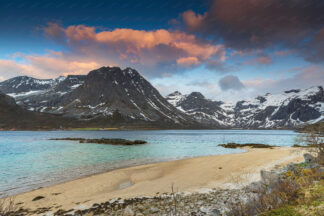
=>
[47,67,195,126]
[0,91,81,130]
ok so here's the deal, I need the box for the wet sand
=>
[6,147,304,213]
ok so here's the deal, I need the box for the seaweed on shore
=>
[219,142,275,149]
[49,138,147,145]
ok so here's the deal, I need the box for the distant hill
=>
[297,121,324,133]
[0,91,79,130]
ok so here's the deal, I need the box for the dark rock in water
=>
[50,138,147,145]
[219,143,274,149]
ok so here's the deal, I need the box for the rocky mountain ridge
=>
[1,66,323,129]
[0,67,195,127]
[166,86,324,128]
[0,91,82,130]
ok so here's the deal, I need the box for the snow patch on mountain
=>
[166,86,324,128]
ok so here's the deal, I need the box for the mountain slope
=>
[48,67,194,125]
[2,68,322,129]
[0,67,195,127]
[234,86,324,128]
[0,75,86,112]
[166,91,234,127]
[166,86,324,128]
[0,76,65,94]
[0,91,81,130]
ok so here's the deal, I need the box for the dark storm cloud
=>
[219,75,245,91]
[182,0,324,62]
[303,28,324,63]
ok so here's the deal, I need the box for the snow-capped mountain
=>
[0,67,194,126]
[0,76,65,95]
[0,91,81,130]
[1,67,323,129]
[234,86,324,128]
[0,75,86,112]
[46,67,194,125]
[166,86,324,128]
[166,91,234,127]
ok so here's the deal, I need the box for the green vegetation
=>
[219,142,275,149]
[50,138,147,145]
[263,177,324,216]
[228,163,324,216]
[262,206,300,216]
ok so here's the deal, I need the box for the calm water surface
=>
[0,130,298,197]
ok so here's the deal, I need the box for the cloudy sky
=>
[0,0,324,102]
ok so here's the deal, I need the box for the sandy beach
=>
[6,147,304,213]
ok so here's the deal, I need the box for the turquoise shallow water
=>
[0,130,298,197]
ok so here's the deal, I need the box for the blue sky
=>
[0,0,323,102]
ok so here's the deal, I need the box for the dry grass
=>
[226,166,323,216]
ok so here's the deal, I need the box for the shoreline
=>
[1,149,247,198]
[0,127,297,132]
[4,147,305,214]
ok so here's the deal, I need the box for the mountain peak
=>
[188,92,205,99]
[46,66,193,125]
[284,89,300,94]
[87,66,143,80]
[168,91,182,97]
[165,91,185,106]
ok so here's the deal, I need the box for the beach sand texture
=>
[7,147,304,213]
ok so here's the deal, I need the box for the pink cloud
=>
[0,53,100,79]
[182,10,206,31]
[44,23,225,69]
[0,23,226,80]
[0,59,36,78]
[176,56,200,66]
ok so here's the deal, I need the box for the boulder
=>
[304,153,317,163]
[123,206,134,216]
[260,170,279,186]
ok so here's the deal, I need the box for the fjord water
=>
[0,130,298,197]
